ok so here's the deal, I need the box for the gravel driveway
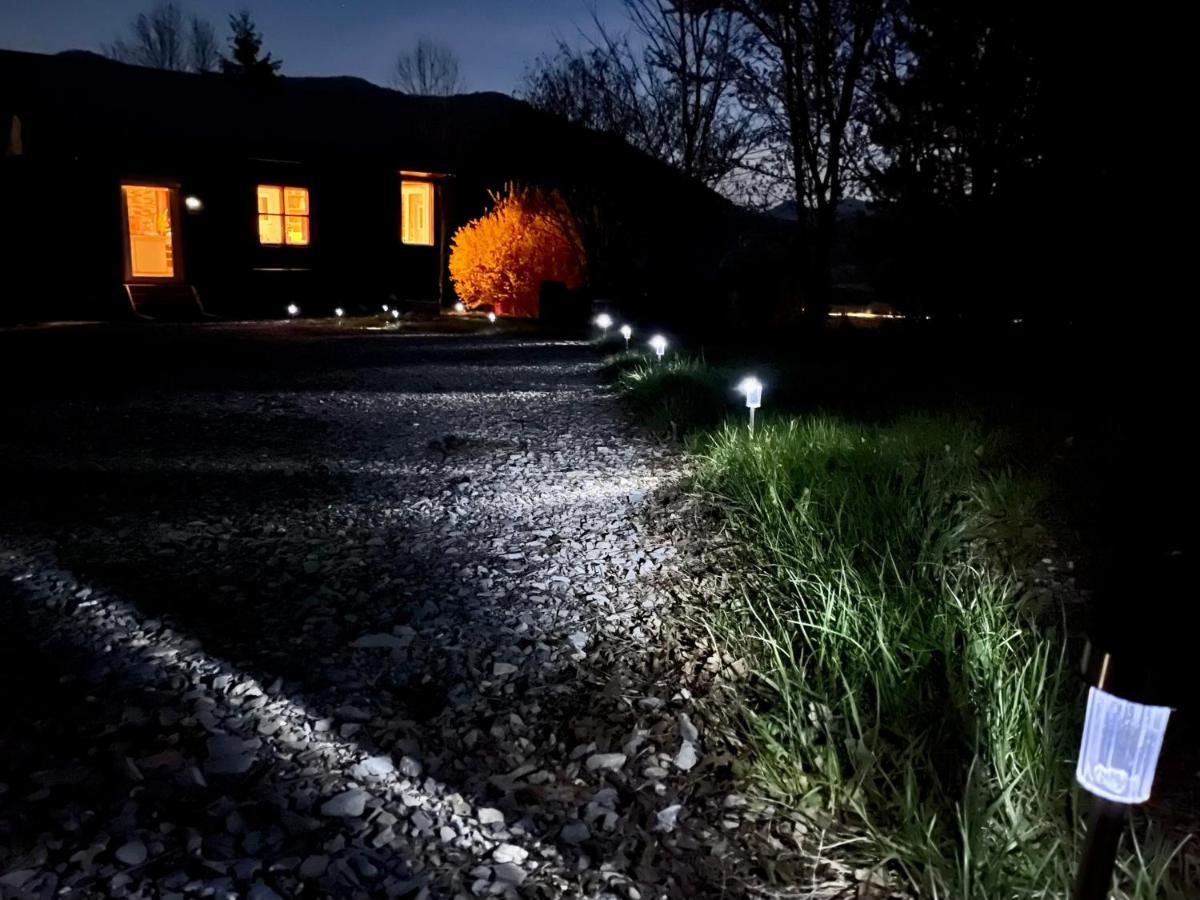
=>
[0,324,783,900]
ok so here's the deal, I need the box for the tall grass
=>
[614,355,731,437]
[616,359,1194,896]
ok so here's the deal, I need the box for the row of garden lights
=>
[594,314,763,432]
[286,304,498,324]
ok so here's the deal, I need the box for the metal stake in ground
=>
[1071,654,1172,900]
[738,376,763,433]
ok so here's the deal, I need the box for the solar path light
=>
[454,301,465,313]
[1072,654,1173,900]
[649,334,668,361]
[737,376,763,433]
[620,324,632,351]
[334,307,345,318]
[286,304,300,317]
[487,311,497,323]
[595,312,613,336]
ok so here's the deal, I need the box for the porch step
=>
[124,283,207,319]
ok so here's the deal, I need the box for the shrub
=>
[448,185,585,317]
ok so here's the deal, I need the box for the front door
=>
[121,183,181,281]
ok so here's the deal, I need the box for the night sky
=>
[0,0,626,93]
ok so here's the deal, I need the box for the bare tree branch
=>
[393,38,463,96]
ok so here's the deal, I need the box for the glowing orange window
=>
[122,184,177,278]
[257,185,310,245]
[401,180,434,245]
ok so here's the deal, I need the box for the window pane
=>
[257,185,282,215]
[285,215,310,246]
[284,187,309,215]
[123,184,175,278]
[401,180,433,245]
[259,214,283,245]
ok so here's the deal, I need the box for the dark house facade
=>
[3,48,752,326]
[0,50,467,320]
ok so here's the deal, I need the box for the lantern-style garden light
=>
[1072,667,1173,900]
[649,334,668,361]
[487,311,497,323]
[620,324,632,350]
[334,307,345,318]
[595,312,613,336]
[737,376,763,433]
[286,303,300,317]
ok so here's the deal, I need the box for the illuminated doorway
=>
[121,184,180,280]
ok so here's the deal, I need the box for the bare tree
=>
[188,15,220,73]
[523,1,755,194]
[103,2,219,73]
[725,0,891,320]
[393,39,463,96]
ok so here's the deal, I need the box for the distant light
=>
[334,307,345,317]
[649,334,668,360]
[620,324,632,350]
[286,304,300,317]
[454,302,465,313]
[1076,686,1171,804]
[595,313,613,332]
[382,304,390,312]
[487,311,497,323]
[391,309,400,319]
[184,195,203,211]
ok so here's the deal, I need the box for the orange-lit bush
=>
[449,186,585,317]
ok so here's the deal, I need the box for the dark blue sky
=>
[0,1,626,93]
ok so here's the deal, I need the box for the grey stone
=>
[320,789,369,817]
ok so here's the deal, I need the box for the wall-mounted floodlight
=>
[286,304,300,317]
[620,324,632,350]
[595,313,613,335]
[1076,687,1171,804]
[649,334,668,361]
[737,376,763,433]
[334,307,345,318]
[454,301,465,313]
[184,195,203,212]
[487,311,497,323]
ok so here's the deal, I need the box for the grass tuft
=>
[615,355,731,437]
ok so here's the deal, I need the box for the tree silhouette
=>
[222,11,282,79]
[103,2,220,73]
[392,39,462,96]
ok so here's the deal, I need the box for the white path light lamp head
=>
[286,303,300,317]
[184,195,203,212]
[391,309,400,320]
[454,301,465,313]
[737,376,763,432]
[1076,686,1171,804]
[595,313,613,334]
[620,324,632,350]
[334,307,345,318]
[649,334,668,361]
[487,311,497,323]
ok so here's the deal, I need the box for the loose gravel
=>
[0,328,832,900]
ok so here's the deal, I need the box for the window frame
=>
[257,184,311,247]
[400,178,435,247]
